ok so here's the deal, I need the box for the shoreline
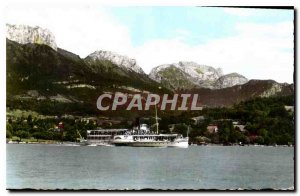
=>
[6,141,294,147]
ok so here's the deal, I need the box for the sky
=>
[4,4,294,83]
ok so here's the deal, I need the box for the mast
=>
[155,86,162,135]
[155,102,159,134]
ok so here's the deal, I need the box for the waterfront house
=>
[207,125,218,134]
[234,124,246,132]
[191,116,205,125]
[284,106,294,113]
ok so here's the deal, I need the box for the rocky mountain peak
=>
[149,61,227,89]
[177,61,223,82]
[214,72,248,89]
[6,24,57,51]
[85,50,145,74]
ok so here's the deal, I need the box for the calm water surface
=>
[6,144,294,190]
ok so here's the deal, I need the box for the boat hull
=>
[113,141,188,148]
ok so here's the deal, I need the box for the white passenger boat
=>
[87,105,189,148]
[86,128,128,146]
[112,134,188,148]
[112,124,188,148]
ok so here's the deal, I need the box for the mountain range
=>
[6,24,294,116]
[149,61,249,90]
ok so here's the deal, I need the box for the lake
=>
[6,144,294,190]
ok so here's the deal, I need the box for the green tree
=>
[255,136,264,145]
[258,128,268,138]
[15,130,29,140]
[6,123,14,137]
[173,124,188,137]
[219,127,230,144]
[6,129,12,138]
